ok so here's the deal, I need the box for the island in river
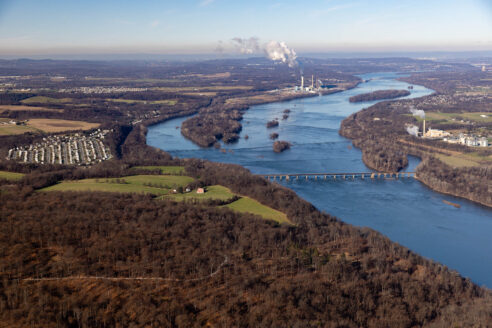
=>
[349,89,411,102]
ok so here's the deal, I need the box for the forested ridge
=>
[1,150,492,327]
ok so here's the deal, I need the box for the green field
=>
[163,185,236,201]
[435,154,480,168]
[21,96,72,104]
[106,99,177,106]
[224,197,291,224]
[0,171,25,181]
[413,112,492,124]
[131,165,185,175]
[41,175,194,195]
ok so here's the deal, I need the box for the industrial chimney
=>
[301,76,304,90]
[423,119,426,137]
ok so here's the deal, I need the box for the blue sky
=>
[0,0,491,55]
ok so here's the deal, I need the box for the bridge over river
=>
[258,172,416,181]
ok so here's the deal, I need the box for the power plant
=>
[296,75,324,93]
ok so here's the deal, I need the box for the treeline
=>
[416,157,492,207]
[349,89,410,103]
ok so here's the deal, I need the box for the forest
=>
[1,153,492,327]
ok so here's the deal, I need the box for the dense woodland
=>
[1,153,492,327]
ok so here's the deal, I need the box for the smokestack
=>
[423,119,426,137]
[301,76,304,90]
[311,75,314,88]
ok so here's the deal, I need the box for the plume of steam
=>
[231,37,261,54]
[264,41,298,68]
[409,107,425,119]
[225,37,298,68]
[406,124,419,136]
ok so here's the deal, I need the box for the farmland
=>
[41,175,194,195]
[132,165,186,175]
[26,118,100,133]
[0,124,39,135]
[415,111,492,124]
[105,99,178,105]
[163,185,236,201]
[0,105,63,113]
[224,196,291,224]
[21,96,72,104]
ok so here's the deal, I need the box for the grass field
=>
[435,154,481,167]
[0,171,25,181]
[21,96,72,104]
[414,112,492,124]
[224,197,291,224]
[0,105,63,113]
[163,185,236,201]
[41,175,194,195]
[105,99,178,106]
[26,119,100,133]
[132,165,185,175]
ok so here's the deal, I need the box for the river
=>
[147,72,492,288]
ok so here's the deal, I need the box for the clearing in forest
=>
[224,197,291,224]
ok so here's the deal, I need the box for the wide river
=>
[148,72,492,288]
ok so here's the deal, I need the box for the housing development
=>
[6,129,111,165]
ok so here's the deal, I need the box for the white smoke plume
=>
[264,41,298,68]
[231,37,261,54]
[406,124,419,136]
[409,107,425,119]
[226,37,298,68]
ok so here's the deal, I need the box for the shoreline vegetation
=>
[177,81,360,149]
[340,71,492,208]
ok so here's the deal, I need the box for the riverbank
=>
[177,81,361,148]
[339,83,492,208]
[147,71,492,288]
